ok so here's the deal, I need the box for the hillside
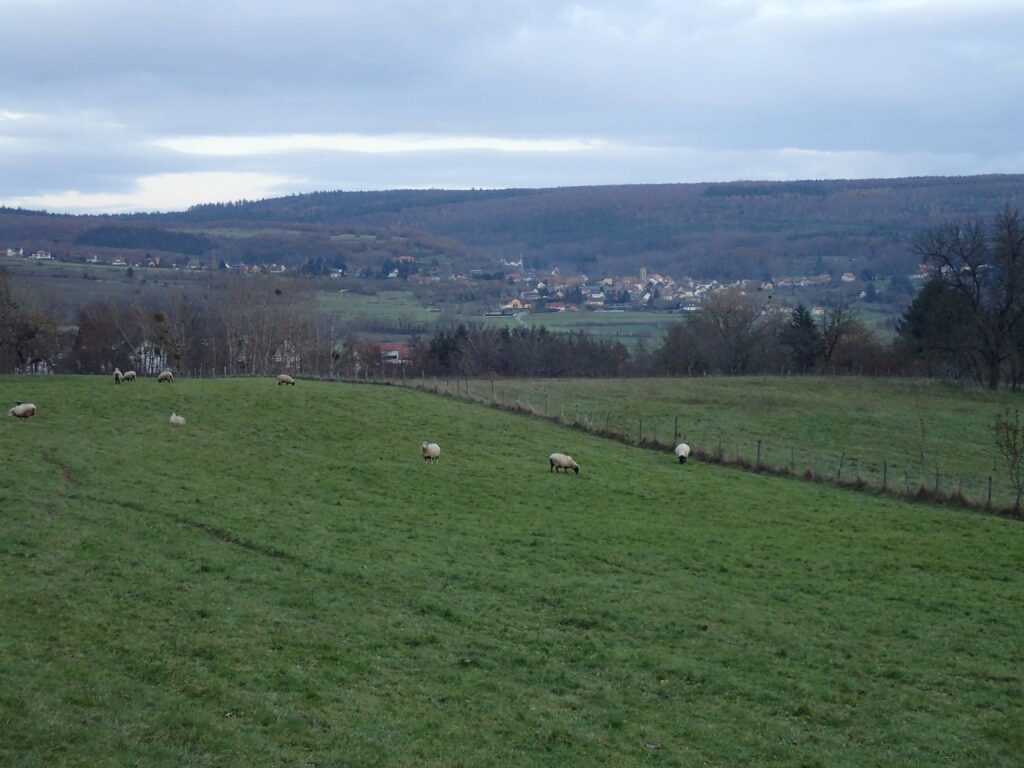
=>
[164,175,1024,278]
[1,376,1021,765]
[4,175,1024,281]
[457,376,1024,508]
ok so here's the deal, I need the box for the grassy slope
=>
[0,376,1021,766]
[467,376,1024,507]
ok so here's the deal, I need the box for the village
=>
[4,243,929,326]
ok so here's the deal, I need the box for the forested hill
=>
[4,175,1024,279]
[163,174,1024,278]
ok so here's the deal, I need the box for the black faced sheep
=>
[8,403,37,418]
[549,453,580,474]
[674,443,691,464]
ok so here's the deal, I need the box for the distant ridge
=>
[3,175,1024,279]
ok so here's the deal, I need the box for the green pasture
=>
[523,309,677,346]
[315,289,441,331]
[1,376,1021,766]
[458,376,1024,509]
[1,257,204,323]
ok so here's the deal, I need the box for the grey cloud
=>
[0,0,1022,209]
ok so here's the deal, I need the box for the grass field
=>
[455,376,1024,509]
[1,375,1021,766]
[0,256,206,323]
[522,309,677,347]
[313,292,680,346]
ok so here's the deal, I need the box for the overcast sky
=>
[1,0,1022,213]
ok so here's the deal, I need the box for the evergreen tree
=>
[782,304,823,371]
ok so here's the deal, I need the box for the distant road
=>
[514,311,530,328]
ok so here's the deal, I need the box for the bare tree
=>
[691,287,779,374]
[820,303,863,369]
[993,408,1024,514]
[914,206,1024,389]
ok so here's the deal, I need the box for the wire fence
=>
[369,370,1022,519]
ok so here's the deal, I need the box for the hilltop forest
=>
[3,175,1024,280]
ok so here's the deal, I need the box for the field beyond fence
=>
[380,372,1024,516]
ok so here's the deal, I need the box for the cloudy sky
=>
[1,0,1022,213]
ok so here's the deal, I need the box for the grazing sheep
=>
[549,452,580,474]
[421,441,441,463]
[674,443,691,465]
[277,374,296,386]
[112,367,123,384]
[169,412,186,425]
[122,370,137,382]
[157,371,174,383]
[8,403,37,418]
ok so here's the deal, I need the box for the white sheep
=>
[8,403,37,418]
[421,441,441,463]
[157,371,174,383]
[113,367,123,384]
[674,443,691,465]
[169,412,186,425]
[277,374,296,386]
[549,452,580,474]
[122,370,137,382]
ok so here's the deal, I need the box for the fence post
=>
[757,440,762,468]
[466,379,470,399]
[653,420,658,444]
[544,394,548,416]
[837,452,845,482]
[883,460,888,490]
[575,404,579,424]
[674,416,679,445]
[639,418,643,442]
[988,476,993,507]
[935,468,940,493]
[790,447,795,474]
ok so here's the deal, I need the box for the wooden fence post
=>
[883,460,888,490]
[674,416,679,445]
[756,440,762,468]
